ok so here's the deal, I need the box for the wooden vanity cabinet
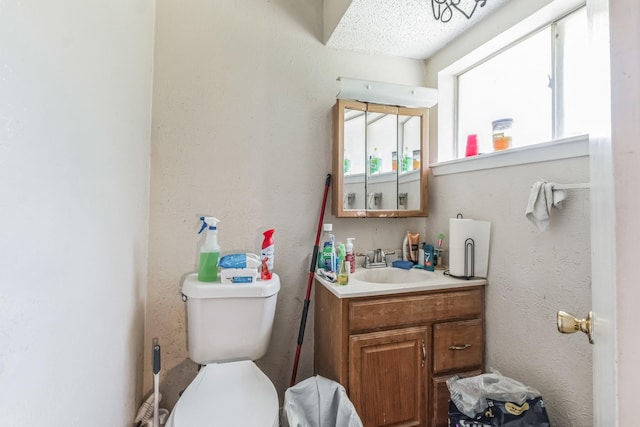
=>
[314,281,485,427]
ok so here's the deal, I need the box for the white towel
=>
[525,180,567,231]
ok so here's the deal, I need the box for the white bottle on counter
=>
[345,237,355,273]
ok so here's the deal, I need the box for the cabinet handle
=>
[449,344,472,351]
[421,339,426,367]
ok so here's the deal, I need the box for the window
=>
[437,3,589,167]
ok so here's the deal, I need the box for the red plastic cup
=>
[465,134,478,157]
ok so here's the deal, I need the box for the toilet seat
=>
[166,360,279,427]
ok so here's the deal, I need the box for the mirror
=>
[333,99,429,218]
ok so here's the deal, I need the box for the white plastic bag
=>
[447,370,542,418]
[282,376,363,427]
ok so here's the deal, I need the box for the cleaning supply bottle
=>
[345,237,356,273]
[320,224,335,271]
[261,229,275,280]
[319,224,333,270]
[197,217,221,282]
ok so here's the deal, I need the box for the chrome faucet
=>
[359,249,394,268]
[373,248,384,264]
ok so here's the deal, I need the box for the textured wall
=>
[423,0,593,425]
[427,160,592,426]
[145,0,430,409]
[0,0,154,424]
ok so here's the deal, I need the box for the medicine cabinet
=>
[332,99,429,218]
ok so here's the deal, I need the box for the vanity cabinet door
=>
[349,327,429,427]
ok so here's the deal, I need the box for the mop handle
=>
[307,174,331,288]
[290,174,331,386]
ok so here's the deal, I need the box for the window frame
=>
[433,0,588,175]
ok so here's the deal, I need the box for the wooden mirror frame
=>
[332,99,429,218]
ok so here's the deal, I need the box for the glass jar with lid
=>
[492,118,513,151]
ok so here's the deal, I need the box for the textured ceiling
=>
[326,0,510,60]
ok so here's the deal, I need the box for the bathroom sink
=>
[316,266,486,298]
[350,267,438,284]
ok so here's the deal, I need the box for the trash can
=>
[282,376,363,427]
[447,371,551,426]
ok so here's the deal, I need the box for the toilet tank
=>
[182,273,280,365]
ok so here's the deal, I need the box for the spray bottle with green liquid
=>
[197,216,221,282]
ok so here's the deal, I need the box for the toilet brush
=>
[153,341,161,427]
[133,339,163,427]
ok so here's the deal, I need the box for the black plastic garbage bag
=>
[448,396,551,426]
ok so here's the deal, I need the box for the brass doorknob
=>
[557,310,594,344]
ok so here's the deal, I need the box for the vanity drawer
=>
[349,289,483,333]
[433,319,483,374]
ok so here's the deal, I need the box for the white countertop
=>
[315,268,486,298]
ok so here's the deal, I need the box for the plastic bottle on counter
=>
[345,237,356,274]
[197,217,221,282]
[261,228,275,280]
[337,244,348,286]
[318,224,333,270]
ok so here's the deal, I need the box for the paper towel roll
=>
[449,218,491,278]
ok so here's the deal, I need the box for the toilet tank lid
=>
[182,273,280,299]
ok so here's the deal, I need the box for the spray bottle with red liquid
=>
[261,229,275,280]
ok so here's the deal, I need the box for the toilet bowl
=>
[165,360,278,426]
[166,273,281,426]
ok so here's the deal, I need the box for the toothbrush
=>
[435,233,444,268]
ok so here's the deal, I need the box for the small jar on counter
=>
[492,118,513,151]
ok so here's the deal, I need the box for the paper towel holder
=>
[463,238,475,278]
[447,237,475,280]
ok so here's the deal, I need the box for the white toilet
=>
[166,273,280,427]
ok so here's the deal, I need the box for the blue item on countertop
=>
[218,253,261,269]
[392,260,414,270]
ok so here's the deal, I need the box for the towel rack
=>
[553,183,590,190]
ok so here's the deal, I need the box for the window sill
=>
[430,135,589,176]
